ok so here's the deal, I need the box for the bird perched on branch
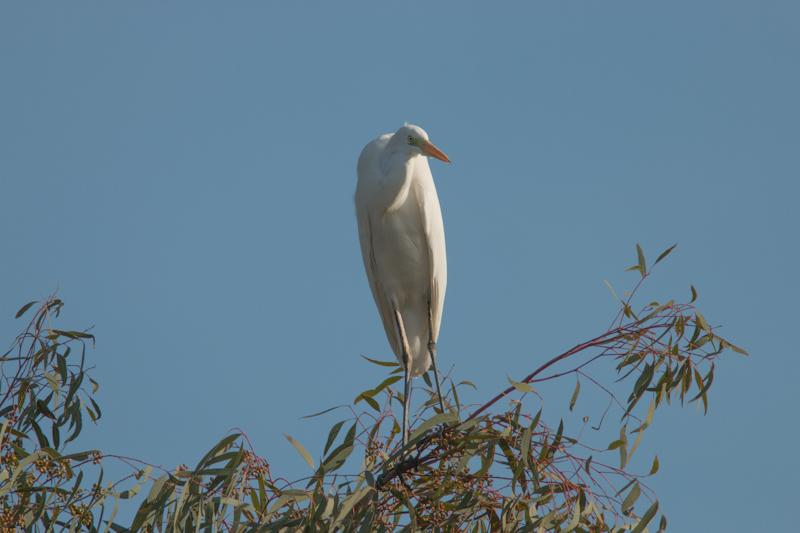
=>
[355,124,450,446]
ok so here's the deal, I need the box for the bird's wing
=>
[414,174,447,342]
[359,211,400,355]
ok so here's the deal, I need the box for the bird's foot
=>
[375,454,419,491]
[398,470,413,491]
[422,424,449,445]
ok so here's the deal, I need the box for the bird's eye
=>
[407,135,414,143]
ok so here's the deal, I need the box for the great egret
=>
[355,124,450,447]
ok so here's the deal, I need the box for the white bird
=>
[355,124,450,446]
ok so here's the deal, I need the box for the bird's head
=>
[394,124,451,163]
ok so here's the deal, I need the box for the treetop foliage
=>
[0,245,746,532]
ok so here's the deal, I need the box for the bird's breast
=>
[374,193,430,300]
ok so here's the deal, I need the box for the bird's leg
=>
[392,305,418,490]
[403,357,411,448]
[392,306,413,448]
[427,297,446,415]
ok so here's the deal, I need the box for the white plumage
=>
[355,124,449,444]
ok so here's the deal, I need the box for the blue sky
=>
[2,2,798,530]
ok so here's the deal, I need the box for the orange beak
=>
[420,139,451,163]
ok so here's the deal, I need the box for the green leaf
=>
[690,285,697,303]
[372,375,402,395]
[0,450,49,496]
[630,363,654,404]
[696,312,710,333]
[451,381,460,410]
[408,412,458,441]
[320,422,357,474]
[332,487,371,530]
[343,421,357,447]
[630,500,659,533]
[650,455,659,475]
[60,450,100,462]
[614,478,636,497]
[564,494,582,532]
[694,334,711,348]
[632,398,655,434]
[645,397,655,427]
[15,301,37,318]
[584,455,592,475]
[604,280,619,302]
[422,372,432,388]
[689,364,715,405]
[56,354,68,386]
[146,474,168,503]
[359,355,398,367]
[507,377,534,393]
[363,395,380,412]
[301,405,346,419]
[569,380,580,412]
[354,390,377,402]
[455,415,485,433]
[531,409,541,431]
[281,489,310,498]
[355,375,403,408]
[31,420,49,447]
[267,493,293,515]
[89,397,102,420]
[36,399,56,419]
[64,330,93,340]
[625,264,642,275]
[621,483,641,515]
[637,243,647,277]
[520,423,532,467]
[322,441,354,473]
[654,243,677,265]
[719,337,749,356]
[284,434,315,470]
[323,421,346,456]
[687,318,703,347]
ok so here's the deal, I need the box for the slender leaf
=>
[636,244,647,272]
[604,280,619,302]
[719,337,749,356]
[323,421,346,456]
[363,395,380,412]
[520,423,532,467]
[650,455,659,475]
[507,377,534,393]
[654,243,677,265]
[621,483,641,515]
[408,412,458,441]
[696,312,710,333]
[569,380,580,411]
[284,434,315,470]
[563,496,582,533]
[359,355,398,367]
[630,500,659,533]
[301,405,346,419]
[16,301,37,318]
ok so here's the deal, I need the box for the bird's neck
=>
[380,153,416,214]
